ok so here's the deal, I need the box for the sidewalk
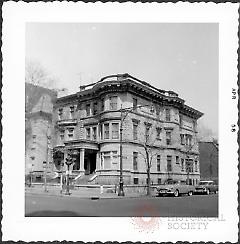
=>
[25,185,149,199]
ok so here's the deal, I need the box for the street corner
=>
[131,202,162,233]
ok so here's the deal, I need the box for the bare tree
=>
[197,121,218,141]
[25,60,57,89]
[137,120,161,196]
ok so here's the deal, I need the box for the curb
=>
[25,191,152,200]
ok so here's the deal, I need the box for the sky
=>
[26,23,218,136]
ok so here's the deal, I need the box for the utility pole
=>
[118,105,124,196]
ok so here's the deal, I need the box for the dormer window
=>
[165,108,171,122]
[86,104,91,116]
[109,96,118,110]
[133,98,138,111]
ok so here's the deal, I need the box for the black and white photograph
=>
[2,2,239,243]
[24,22,219,217]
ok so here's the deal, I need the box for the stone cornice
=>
[55,74,203,120]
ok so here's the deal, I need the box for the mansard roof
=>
[56,73,203,119]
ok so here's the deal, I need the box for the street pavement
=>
[25,186,218,217]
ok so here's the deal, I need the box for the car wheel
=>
[158,193,163,197]
[188,191,193,196]
[173,190,179,197]
[206,189,210,195]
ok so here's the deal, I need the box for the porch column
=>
[79,148,85,172]
[95,152,100,171]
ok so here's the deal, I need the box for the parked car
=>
[194,180,218,195]
[156,180,195,197]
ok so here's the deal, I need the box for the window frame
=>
[104,123,110,139]
[133,152,138,171]
[166,131,172,145]
[86,127,91,140]
[167,155,172,172]
[157,155,161,172]
[86,104,91,116]
[112,123,119,139]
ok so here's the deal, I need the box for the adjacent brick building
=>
[25,83,57,175]
[198,141,219,183]
[53,74,203,185]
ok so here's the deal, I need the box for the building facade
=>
[53,74,203,185]
[199,141,219,183]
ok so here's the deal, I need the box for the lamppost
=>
[118,104,154,196]
[65,149,77,195]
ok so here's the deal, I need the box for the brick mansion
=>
[26,74,203,186]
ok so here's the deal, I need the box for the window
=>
[133,98,138,111]
[193,120,196,131]
[86,104,91,116]
[99,124,103,139]
[70,106,75,118]
[156,127,162,140]
[60,131,64,141]
[93,102,98,115]
[112,151,118,164]
[166,131,172,145]
[68,128,74,139]
[103,152,111,169]
[109,96,118,110]
[158,178,162,185]
[58,108,63,120]
[189,135,192,146]
[133,178,139,185]
[133,152,138,170]
[186,159,194,172]
[133,123,138,140]
[176,156,179,164]
[104,123,110,139]
[156,106,160,117]
[165,108,171,121]
[185,134,193,146]
[32,135,37,143]
[180,134,185,145]
[145,123,151,140]
[157,155,161,172]
[86,128,91,139]
[112,123,119,139]
[167,156,172,172]
[179,115,183,127]
[181,158,185,171]
[101,98,105,111]
[92,127,97,140]
[195,160,198,172]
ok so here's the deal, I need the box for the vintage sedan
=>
[194,180,218,195]
[156,180,195,197]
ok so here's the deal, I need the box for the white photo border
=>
[2,2,239,242]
